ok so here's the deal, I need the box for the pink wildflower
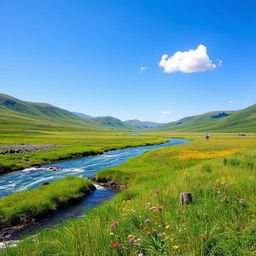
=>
[145,218,150,223]
[110,220,119,228]
[156,206,163,212]
[129,237,136,242]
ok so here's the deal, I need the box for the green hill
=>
[0,94,133,132]
[72,112,135,130]
[154,104,256,132]
[91,116,134,130]
[124,119,162,129]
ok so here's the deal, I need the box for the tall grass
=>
[0,176,95,228]
[1,134,256,255]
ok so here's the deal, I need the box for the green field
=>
[0,176,95,229]
[2,133,256,255]
[0,130,167,174]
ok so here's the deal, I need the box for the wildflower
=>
[113,242,120,247]
[129,237,136,242]
[154,222,159,226]
[110,221,119,228]
[128,234,133,238]
[154,215,159,219]
[200,233,206,239]
[155,190,160,193]
[249,226,255,230]
[109,232,114,235]
[230,204,235,207]
[145,218,150,223]
[156,206,163,212]
[157,233,162,237]
[146,231,151,235]
[239,199,245,203]
[138,254,144,256]
[165,225,170,229]
[173,245,179,249]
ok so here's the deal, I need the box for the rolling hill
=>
[0,94,134,132]
[72,113,161,130]
[153,104,256,132]
[1,93,255,133]
[124,119,163,129]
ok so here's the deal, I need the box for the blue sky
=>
[0,0,255,122]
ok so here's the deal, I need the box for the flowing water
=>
[0,138,189,246]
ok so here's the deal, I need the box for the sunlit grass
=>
[0,130,167,174]
[0,176,95,228]
[2,133,256,255]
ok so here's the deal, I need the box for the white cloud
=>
[140,66,147,71]
[228,100,234,104]
[162,110,171,115]
[159,44,217,73]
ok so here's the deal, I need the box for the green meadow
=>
[2,133,256,255]
[0,130,167,174]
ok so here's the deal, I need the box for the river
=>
[0,138,189,245]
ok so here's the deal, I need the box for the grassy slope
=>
[154,104,256,132]
[0,176,95,228]
[0,94,137,132]
[91,116,134,130]
[0,93,104,132]
[3,133,256,256]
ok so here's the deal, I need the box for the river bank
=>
[0,136,168,175]
[0,177,95,236]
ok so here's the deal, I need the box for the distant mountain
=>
[72,112,93,119]
[72,112,133,130]
[73,112,163,130]
[91,116,134,130]
[125,119,163,129]
[153,105,256,132]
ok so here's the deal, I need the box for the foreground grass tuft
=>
[0,176,95,228]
